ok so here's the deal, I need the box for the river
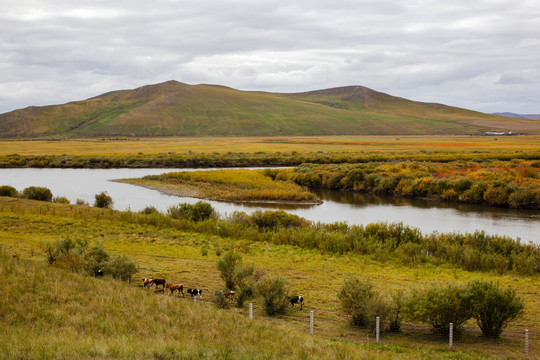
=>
[1,168,538,244]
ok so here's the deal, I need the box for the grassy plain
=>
[0,197,538,359]
[1,135,540,156]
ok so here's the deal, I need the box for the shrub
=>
[44,238,136,281]
[52,196,70,204]
[22,186,53,201]
[338,277,392,330]
[466,280,524,337]
[214,290,230,309]
[250,210,307,230]
[217,250,243,291]
[404,282,473,337]
[140,206,159,215]
[76,198,89,206]
[94,192,113,208]
[168,201,215,221]
[103,255,138,281]
[256,276,289,316]
[0,185,18,197]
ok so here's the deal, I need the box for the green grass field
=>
[1,197,537,359]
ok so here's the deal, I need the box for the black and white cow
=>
[187,288,203,299]
[290,296,304,310]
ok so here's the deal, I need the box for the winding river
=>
[1,168,538,244]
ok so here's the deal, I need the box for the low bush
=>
[168,201,215,222]
[52,196,70,204]
[22,186,53,201]
[467,280,524,337]
[44,237,136,281]
[0,185,18,197]
[256,276,289,316]
[338,277,393,331]
[217,250,243,291]
[94,192,113,208]
[404,282,473,337]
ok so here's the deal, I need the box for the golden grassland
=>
[1,135,540,156]
[118,169,320,204]
[0,197,538,359]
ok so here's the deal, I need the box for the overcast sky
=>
[1,0,539,114]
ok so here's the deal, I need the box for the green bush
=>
[217,250,242,290]
[256,276,289,316]
[168,201,215,221]
[94,192,113,208]
[103,255,138,281]
[250,210,307,230]
[139,206,159,215]
[404,282,473,337]
[338,277,393,330]
[0,185,18,197]
[22,186,53,201]
[44,238,136,281]
[466,280,524,337]
[52,196,70,204]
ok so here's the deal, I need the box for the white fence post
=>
[449,323,453,350]
[249,303,253,320]
[310,311,314,335]
[194,296,197,304]
[376,316,380,344]
[525,329,529,358]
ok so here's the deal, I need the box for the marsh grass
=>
[124,168,320,203]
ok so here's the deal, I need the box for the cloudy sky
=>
[1,0,539,114]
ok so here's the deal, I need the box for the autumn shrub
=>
[466,280,524,337]
[22,186,53,201]
[139,205,159,215]
[0,185,18,197]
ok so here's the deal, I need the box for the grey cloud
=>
[1,0,539,113]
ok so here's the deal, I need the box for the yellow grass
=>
[1,135,539,156]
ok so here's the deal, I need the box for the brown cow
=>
[142,278,153,289]
[165,283,185,297]
[152,278,166,289]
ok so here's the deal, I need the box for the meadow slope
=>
[2,81,539,138]
[0,197,538,359]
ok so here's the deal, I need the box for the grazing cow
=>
[187,288,203,299]
[96,269,104,277]
[152,278,166,289]
[290,296,304,310]
[143,278,153,289]
[220,290,235,303]
[165,283,185,297]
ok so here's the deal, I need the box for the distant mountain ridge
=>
[1,80,539,138]
[492,112,540,120]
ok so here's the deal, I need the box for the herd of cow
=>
[142,277,304,310]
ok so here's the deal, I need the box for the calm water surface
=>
[1,168,538,244]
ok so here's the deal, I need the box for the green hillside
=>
[1,80,538,138]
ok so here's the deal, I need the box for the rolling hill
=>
[1,80,538,138]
